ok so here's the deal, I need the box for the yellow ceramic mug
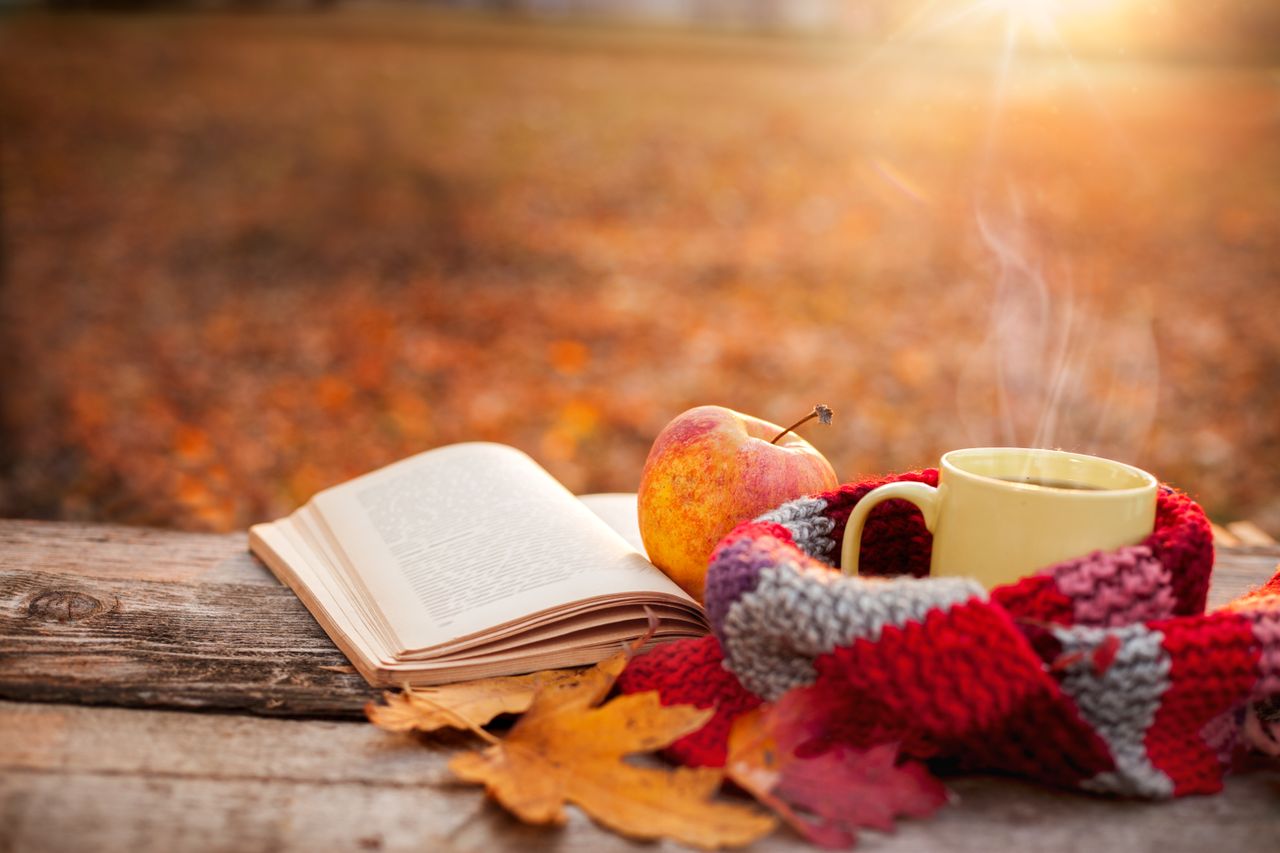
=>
[840,447,1158,589]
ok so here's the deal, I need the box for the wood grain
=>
[0,519,273,585]
[1,700,1277,853]
[0,520,375,717]
[2,519,1277,720]
[1208,546,1280,608]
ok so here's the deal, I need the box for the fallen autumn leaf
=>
[365,668,591,734]
[727,688,950,849]
[448,648,777,849]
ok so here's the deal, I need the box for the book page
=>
[312,442,694,653]
[578,493,646,555]
[249,520,389,673]
[252,516,702,686]
[291,504,401,653]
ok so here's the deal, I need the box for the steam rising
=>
[956,201,1159,463]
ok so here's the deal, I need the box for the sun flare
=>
[994,0,1061,35]
[983,0,1130,43]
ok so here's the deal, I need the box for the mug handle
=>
[839,482,941,576]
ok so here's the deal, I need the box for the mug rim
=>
[941,446,1157,496]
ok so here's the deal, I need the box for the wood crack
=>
[3,765,456,790]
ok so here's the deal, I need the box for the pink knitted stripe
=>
[1248,608,1280,699]
[1052,546,1176,627]
[1219,568,1280,700]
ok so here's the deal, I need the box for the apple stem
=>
[770,404,833,445]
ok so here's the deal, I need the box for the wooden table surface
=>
[2,518,1278,852]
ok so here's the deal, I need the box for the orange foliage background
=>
[1,8,1277,533]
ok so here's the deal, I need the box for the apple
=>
[638,404,839,602]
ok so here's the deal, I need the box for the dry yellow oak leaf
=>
[448,649,777,849]
[365,668,590,733]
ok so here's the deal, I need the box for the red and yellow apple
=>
[638,405,839,602]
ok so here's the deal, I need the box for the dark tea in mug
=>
[995,476,1105,491]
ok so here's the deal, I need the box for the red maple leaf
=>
[726,686,951,849]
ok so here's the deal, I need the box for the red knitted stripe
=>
[804,599,1114,785]
[1146,612,1260,795]
[616,635,760,767]
[991,574,1076,626]
[821,469,938,578]
[1146,488,1214,616]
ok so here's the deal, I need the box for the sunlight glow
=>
[992,0,1062,39]
[918,0,1128,48]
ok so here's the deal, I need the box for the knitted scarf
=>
[619,469,1280,797]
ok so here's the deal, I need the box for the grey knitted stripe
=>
[720,560,984,700]
[755,497,837,564]
[1051,623,1175,798]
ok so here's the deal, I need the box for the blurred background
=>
[1,0,1277,534]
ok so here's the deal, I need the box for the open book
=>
[249,442,709,686]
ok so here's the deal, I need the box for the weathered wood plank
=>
[0,519,274,585]
[1226,520,1277,547]
[0,520,375,717]
[0,567,375,716]
[1,520,1277,720]
[1,700,1277,853]
[1208,546,1280,609]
